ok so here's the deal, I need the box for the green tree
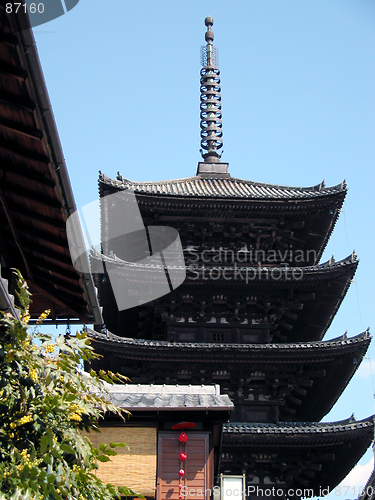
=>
[0,271,137,500]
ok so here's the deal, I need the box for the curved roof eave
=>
[86,327,370,355]
[99,172,347,201]
[222,415,374,435]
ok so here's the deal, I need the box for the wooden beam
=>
[293,386,307,397]
[0,61,28,81]
[305,463,322,472]
[281,406,296,415]
[0,90,36,112]
[0,138,50,165]
[2,181,61,209]
[3,236,73,267]
[287,394,302,405]
[30,280,91,323]
[29,246,73,267]
[0,160,55,187]
[296,378,314,387]
[311,453,335,461]
[32,269,82,296]
[31,258,78,281]
[0,222,68,249]
[7,203,65,229]
[304,370,326,378]
[284,311,298,321]
[0,30,19,46]
[279,321,293,331]
[0,183,33,280]
[294,476,310,487]
[0,116,43,140]
[273,331,288,341]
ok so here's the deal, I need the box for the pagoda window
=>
[212,370,230,379]
[178,369,192,379]
[244,394,255,401]
[212,332,225,342]
[176,328,196,341]
[242,334,261,343]
[248,476,260,484]
[244,408,269,422]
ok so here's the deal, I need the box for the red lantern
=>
[179,496,183,499]
[179,452,187,461]
[179,484,183,490]
[179,432,188,443]
[179,469,185,477]
[172,422,196,430]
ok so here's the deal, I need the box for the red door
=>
[157,432,213,500]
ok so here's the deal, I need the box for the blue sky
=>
[32,1,375,496]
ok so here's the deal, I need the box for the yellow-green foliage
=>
[0,270,138,500]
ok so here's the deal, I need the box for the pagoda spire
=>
[197,16,228,174]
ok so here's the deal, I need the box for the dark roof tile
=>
[100,173,346,200]
[223,416,374,435]
[101,383,233,410]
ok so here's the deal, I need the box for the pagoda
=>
[87,17,373,499]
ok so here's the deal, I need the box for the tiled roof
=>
[86,327,370,354]
[91,250,356,276]
[100,383,233,410]
[100,172,347,200]
[223,416,374,435]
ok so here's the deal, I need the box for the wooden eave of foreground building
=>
[87,327,370,422]
[93,253,357,342]
[0,7,102,324]
[99,172,347,265]
[220,416,374,497]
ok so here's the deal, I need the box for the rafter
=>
[32,269,82,297]
[0,61,27,81]
[0,183,33,280]
[6,203,65,229]
[0,222,67,249]
[0,116,43,140]
[31,258,78,281]
[0,160,55,187]
[2,181,61,209]
[0,137,50,165]
[0,30,18,46]
[0,90,36,112]
[30,280,91,323]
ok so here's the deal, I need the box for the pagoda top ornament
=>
[197,16,229,175]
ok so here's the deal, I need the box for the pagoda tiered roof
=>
[92,253,357,342]
[87,327,370,422]
[101,172,346,201]
[221,416,374,497]
[87,327,369,357]
[99,171,347,266]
